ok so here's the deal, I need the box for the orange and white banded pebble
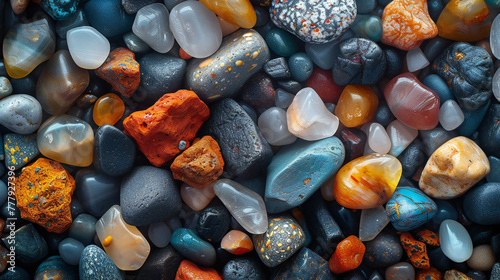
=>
[221,230,254,255]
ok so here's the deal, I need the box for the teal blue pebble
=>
[386,187,437,232]
[422,74,454,103]
[266,28,300,57]
[58,238,85,266]
[350,15,383,42]
[288,53,314,82]
[170,228,216,267]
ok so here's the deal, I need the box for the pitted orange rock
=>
[401,232,430,269]
[96,47,140,97]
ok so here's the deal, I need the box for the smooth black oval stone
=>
[93,125,136,177]
[196,204,231,244]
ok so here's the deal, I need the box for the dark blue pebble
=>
[135,245,185,280]
[70,197,84,218]
[479,104,500,158]
[288,52,314,82]
[384,48,404,80]
[422,74,454,103]
[84,0,134,38]
[265,28,300,57]
[196,203,231,244]
[76,168,120,217]
[254,6,269,27]
[35,255,77,280]
[223,257,268,280]
[363,229,403,268]
[432,199,458,229]
[469,225,493,246]
[79,245,123,280]
[463,182,500,225]
[427,0,444,22]
[374,100,396,127]
[93,125,136,177]
[10,75,36,95]
[69,214,97,246]
[240,72,276,108]
[467,270,487,280]
[327,200,360,237]
[2,224,48,264]
[271,248,333,280]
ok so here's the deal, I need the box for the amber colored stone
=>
[96,47,140,97]
[15,158,75,233]
[221,230,254,255]
[335,85,378,128]
[175,260,222,280]
[419,136,490,199]
[417,267,442,280]
[381,0,438,50]
[329,235,365,274]
[123,90,210,167]
[306,68,344,103]
[93,93,125,126]
[444,270,471,280]
[200,0,257,29]
[400,232,430,269]
[384,72,440,130]
[436,0,491,42]
[179,48,192,60]
[415,229,440,246]
[171,136,224,188]
[333,154,402,209]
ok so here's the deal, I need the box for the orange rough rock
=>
[123,90,210,167]
[400,232,430,269]
[329,235,365,274]
[221,230,254,255]
[171,136,224,188]
[175,260,222,280]
[15,158,75,233]
[417,267,443,280]
[415,229,440,246]
[381,0,438,50]
[96,47,140,97]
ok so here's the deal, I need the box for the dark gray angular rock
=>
[79,245,123,280]
[264,57,291,80]
[2,224,48,264]
[223,257,268,280]
[93,125,136,177]
[135,245,184,280]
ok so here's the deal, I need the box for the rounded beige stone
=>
[466,244,496,271]
[419,136,490,199]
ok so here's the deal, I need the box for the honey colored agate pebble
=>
[93,93,125,126]
[199,0,257,28]
[329,235,366,274]
[221,230,254,255]
[333,154,402,209]
[15,158,75,233]
[381,0,438,50]
[419,136,490,199]
[335,85,379,128]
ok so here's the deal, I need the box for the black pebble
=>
[196,204,231,244]
[135,245,185,280]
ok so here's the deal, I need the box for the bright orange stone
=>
[436,0,491,42]
[333,154,402,209]
[381,0,438,50]
[329,235,365,274]
[175,260,222,280]
[221,230,254,255]
[401,232,430,269]
[93,93,125,126]
[417,267,442,280]
[335,85,378,128]
[200,0,257,29]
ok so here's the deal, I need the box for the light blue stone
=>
[3,133,39,170]
[265,137,345,214]
[487,156,500,183]
[422,74,454,103]
[386,187,437,232]
[79,245,123,280]
[170,228,216,267]
[356,0,377,14]
[288,53,314,82]
[59,238,84,266]
[456,100,490,137]
[350,15,383,42]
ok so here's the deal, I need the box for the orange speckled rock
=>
[221,230,253,255]
[15,158,75,233]
[417,267,442,280]
[335,85,378,128]
[171,136,224,188]
[400,232,430,269]
[124,90,210,167]
[175,260,222,280]
[415,229,440,246]
[381,0,438,50]
[96,47,140,97]
[329,235,365,274]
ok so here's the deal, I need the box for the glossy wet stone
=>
[223,257,267,280]
[196,204,231,244]
[93,125,136,177]
[67,26,110,70]
[3,133,39,170]
[186,29,269,102]
[359,206,390,242]
[363,230,403,268]
[58,237,84,266]
[339,128,367,163]
[463,182,500,225]
[123,32,150,53]
[68,213,97,246]
[171,228,216,267]
[272,247,333,279]
[92,93,125,126]
[79,245,123,280]
[387,120,419,157]
[135,245,184,280]
[2,224,48,264]
[253,216,305,267]
[37,115,94,167]
[478,104,500,158]
[439,219,473,263]
[202,99,273,179]
[265,28,300,57]
[200,0,256,29]
[336,85,378,128]
[365,122,392,155]
[386,187,437,232]
[288,53,313,82]
[0,94,43,134]
[34,255,77,280]
[386,262,415,280]
[76,168,120,217]
[132,3,174,54]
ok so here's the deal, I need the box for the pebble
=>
[133,3,174,53]
[34,255,77,280]
[123,32,151,53]
[304,31,354,70]
[422,74,454,103]
[386,262,415,280]
[220,230,253,255]
[443,269,470,280]
[386,187,437,232]
[273,247,333,279]
[0,77,12,99]
[466,245,496,271]
[288,52,313,82]
[387,120,419,157]
[363,230,403,268]
[258,107,297,146]
[175,260,222,280]
[69,214,97,246]
[67,26,110,70]
[93,125,136,177]
[329,235,365,274]
[171,228,217,267]
[135,245,184,280]
[359,206,390,242]
[336,85,379,128]
[436,0,490,42]
[439,219,473,263]
[148,222,172,248]
[2,133,39,170]
[95,48,140,98]
[84,0,134,38]
[0,94,43,134]
[223,257,267,280]
[265,28,300,57]
[240,73,276,109]
[365,122,392,154]
[181,183,216,211]
[463,182,500,225]
[79,245,123,280]
[2,224,48,264]
[478,104,500,158]
[58,237,85,266]
[492,263,500,280]
[264,57,292,80]
[196,204,231,244]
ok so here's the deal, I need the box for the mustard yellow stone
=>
[419,136,490,199]
[200,0,257,28]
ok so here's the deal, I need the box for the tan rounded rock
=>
[466,245,496,271]
[419,136,490,199]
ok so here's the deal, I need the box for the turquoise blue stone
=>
[41,0,80,21]
[463,182,500,225]
[456,100,490,137]
[422,74,454,103]
[288,52,313,82]
[271,248,334,280]
[487,156,500,183]
[350,15,383,42]
[3,133,39,170]
[386,187,437,232]
[84,0,134,38]
[35,256,77,280]
[265,28,300,57]
[356,0,376,14]
[265,137,345,214]
[170,228,216,267]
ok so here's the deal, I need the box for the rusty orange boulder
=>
[96,47,140,97]
[124,90,210,167]
[175,260,222,280]
[15,158,75,233]
[171,136,224,188]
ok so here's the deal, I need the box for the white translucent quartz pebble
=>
[95,205,150,271]
[492,67,500,102]
[214,179,268,234]
[368,122,391,154]
[359,206,390,242]
[286,87,339,141]
[132,3,175,53]
[169,1,222,58]
[491,14,500,60]
[67,26,110,70]
[439,100,465,131]
[439,219,473,263]
[387,120,418,157]
[258,107,297,146]
[148,222,171,248]
[406,47,429,72]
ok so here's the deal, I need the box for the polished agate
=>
[200,0,257,28]
[132,3,175,53]
[287,87,339,141]
[36,50,90,115]
[385,73,440,130]
[258,107,297,146]
[37,115,94,167]
[3,19,56,79]
[387,120,418,157]
[67,26,110,69]
[334,154,402,209]
[95,205,150,271]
